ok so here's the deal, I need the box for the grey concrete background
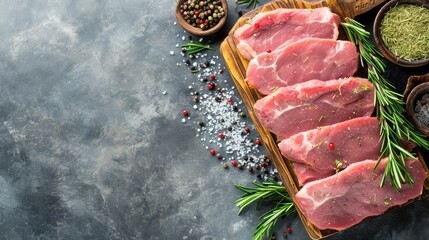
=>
[0,0,427,239]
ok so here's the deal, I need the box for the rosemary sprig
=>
[181,41,214,55]
[236,0,260,9]
[235,179,296,240]
[341,18,429,189]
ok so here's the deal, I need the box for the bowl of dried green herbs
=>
[373,0,429,67]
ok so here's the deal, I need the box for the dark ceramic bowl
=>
[175,0,228,36]
[405,74,429,137]
[373,0,429,67]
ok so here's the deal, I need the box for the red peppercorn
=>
[182,110,189,116]
[218,132,225,139]
[266,49,272,53]
[204,22,208,26]
[286,227,292,233]
[219,69,223,74]
[254,23,260,28]
[210,74,215,80]
[210,149,216,155]
[195,11,199,15]
[329,143,335,150]
[261,163,266,167]
[199,19,203,24]
[231,160,237,167]
[207,83,214,90]
[255,139,261,145]
[244,127,250,133]
[227,98,233,104]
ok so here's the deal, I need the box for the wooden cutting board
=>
[220,0,429,239]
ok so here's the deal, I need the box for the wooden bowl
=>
[175,0,228,36]
[405,74,429,137]
[373,0,429,67]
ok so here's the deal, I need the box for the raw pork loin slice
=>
[295,158,427,230]
[246,38,359,95]
[279,117,381,185]
[254,77,374,140]
[234,7,340,60]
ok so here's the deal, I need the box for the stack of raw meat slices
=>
[234,7,426,231]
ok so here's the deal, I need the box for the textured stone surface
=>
[0,1,427,239]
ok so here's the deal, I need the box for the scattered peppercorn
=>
[231,160,237,167]
[182,110,189,116]
[243,155,249,161]
[232,120,237,125]
[244,127,250,133]
[249,156,254,161]
[272,175,278,181]
[263,167,269,173]
[227,126,232,131]
[255,139,261,145]
[248,166,253,173]
[198,122,205,128]
[240,111,246,117]
[232,106,238,111]
[210,74,216,80]
[270,234,276,240]
[218,132,225,139]
[184,59,191,65]
[237,163,243,169]
[286,227,292,233]
[256,173,262,178]
[329,143,335,150]
[223,163,228,168]
[265,158,271,164]
[215,95,222,102]
[207,83,215,90]
[210,149,216,155]
[217,87,222,92]
[255,164,260,170]
[202,78,208,82]
[227,98,233,104]
[193,95,200,102]
[216,153,222,159]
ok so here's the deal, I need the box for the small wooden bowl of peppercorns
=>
[176,0,228,36]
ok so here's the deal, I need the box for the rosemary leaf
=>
[236,0,259,9]
[341,18,429,189]
[181,41,214,55]
[234,179,296,240]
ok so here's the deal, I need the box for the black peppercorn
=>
[184,59,191,65]
[202,78,208,82]
[215,96,222,102]
[198,121,205,127]
[216,153,222,159]
[256,173,262,178]
[248,166,253,173]
[255,164,260,170]
[272,175,278,181]
[232,106,238,111]
[194,91,200,95]
[243,155,249,161]
[265,158,271,164]
[193,95,200,102]
[217,87,222,92]
[263,167,269,173]
[232,120,237,125]
[181,48,187,53]
[227,126,232,131]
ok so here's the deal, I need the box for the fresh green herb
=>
[335,159,343,174]
[360,82,371,91]
[181,42,215,55]
[383,197,391,205]
[353,88,360,94]
[236,0,260,9]
[341,18,429,189]
[318,114,325,122]
[235,179,296,240]
[380,4,429,61]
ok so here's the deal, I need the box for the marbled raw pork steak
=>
[278,117,381,185]
[246,38,359,95]
[254,77,374,140]
[295,158,427,230]
[234,7,340,60]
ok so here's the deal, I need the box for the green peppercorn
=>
[237,163,243,169]
[223,163,228,169]
[240,112,246,117]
